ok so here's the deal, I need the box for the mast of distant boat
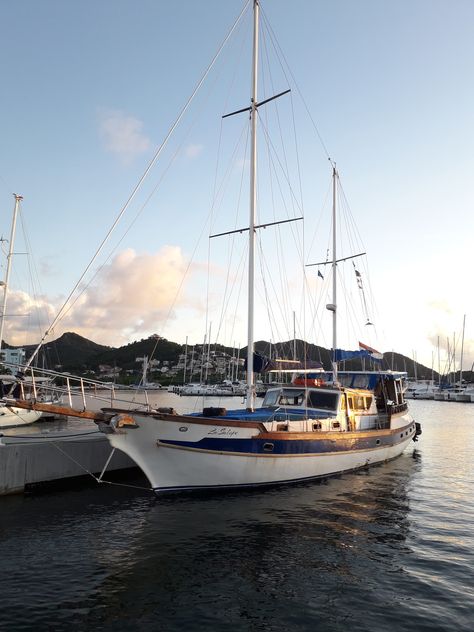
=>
[0,194,22,357]
[459,314,466,387]
[183,336,188,385]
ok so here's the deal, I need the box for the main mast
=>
[0,194,22,357]
[246,0,259,411]
[216,0,293,407]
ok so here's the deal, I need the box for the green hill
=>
[4,332,468,384]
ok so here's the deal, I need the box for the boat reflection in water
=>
[0,448,421,630]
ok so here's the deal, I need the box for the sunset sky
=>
[1,0,473,373]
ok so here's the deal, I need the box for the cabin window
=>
[355,396,366,410]
[307,391,339,411]
[312,422,322,430]
[384,380,397,404]
[280,395,301,406]
[263,388,306,407]
[278,389,305,406]
[349,395,372,411]
[262,389,280,407]
[396,380,404,404]
[277,423,289,431]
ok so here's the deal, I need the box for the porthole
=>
[376,439,381,445]
[263,443,274,452]
[179,426,188,432]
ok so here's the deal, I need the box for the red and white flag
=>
[359,341,383,360]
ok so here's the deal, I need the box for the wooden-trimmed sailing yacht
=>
[92,177,420,493]
[6,0,420,489]
[82,0,420,492]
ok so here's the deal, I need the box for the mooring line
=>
[48,440,154,492]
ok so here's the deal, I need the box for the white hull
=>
[180,387,236,396]
[107,411,416,493]
[411,391,435,400]
[404,381,437,400]
[0,406,42,429]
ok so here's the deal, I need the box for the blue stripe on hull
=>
[160,427,414,455]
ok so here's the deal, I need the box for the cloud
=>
[61,246,193,344]
[426,299,453,315]
[0,290,56,346]
[98,109,151,164]
[426,301,474,369]
[1,246,200,348]
[184,144,203,159]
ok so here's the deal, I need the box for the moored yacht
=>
[454,387,474,403]
[95,369,419,493]
[3,0,421,494]
[0,374,55,429]
[405,380,438,400]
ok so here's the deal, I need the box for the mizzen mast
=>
[331,166,338,383]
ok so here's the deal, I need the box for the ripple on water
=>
[1,399,474,631]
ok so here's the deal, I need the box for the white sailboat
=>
[133,356,162,390]
[6,0,421,489]
[404,380,438,400]
[0,194,44,428]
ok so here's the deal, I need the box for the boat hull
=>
[0,406,42,429]
[106,411,416,493]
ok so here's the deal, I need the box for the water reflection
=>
[78,451,420,630]
[3,399,474,631]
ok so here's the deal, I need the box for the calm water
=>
[1,398,473,631]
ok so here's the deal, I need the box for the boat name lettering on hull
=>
[208,427,238,437]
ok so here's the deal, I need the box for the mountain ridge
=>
[0,331,456,383]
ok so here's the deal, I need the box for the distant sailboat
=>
[0,195,45,428]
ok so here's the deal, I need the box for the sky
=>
[0,0,473,374]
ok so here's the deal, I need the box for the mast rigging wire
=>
[24,0,253,370]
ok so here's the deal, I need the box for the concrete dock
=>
[0,417,137,495]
